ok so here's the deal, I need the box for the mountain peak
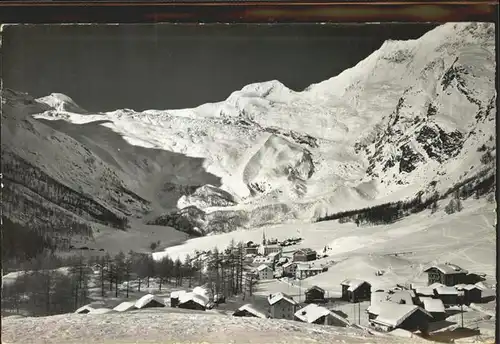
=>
[37,93,88,114]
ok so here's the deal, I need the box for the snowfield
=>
[1,311,430,344]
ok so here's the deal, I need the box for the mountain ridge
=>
[1,22,496,241]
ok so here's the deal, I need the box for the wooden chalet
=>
[292,248,317,262]
[369,303,432,334]
[305,286,326,303]
[341,279,371,303]
[134,294,166,309]
[177,292,210,311]
[455,284,482,305]
[434,286,459,305]
[418,297,446,322]
[424,263,468,286]
[295,264,327,280]
[294,304,350,327]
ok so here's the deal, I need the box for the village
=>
[73,231,496,342]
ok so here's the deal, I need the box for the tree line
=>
[318,170,495,226]
[2,239,255,316]
[2,151,129,230]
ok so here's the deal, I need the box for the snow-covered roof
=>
[429,282,445,289]
[235,304,267,319]
[474,282,488,290]
[371,304,431,328]
[415,287,435,296]
[257,264,272,271]
[387,291,414,305]
[192,286,210,297]
[371,291,389,305]
[294,304,350,326]
[268,292,298,306]
[75,305,94,314]
[424,264,468,275]
[341,279,370,292]
[455,284,481,291]
[306,285,325,294]
[135,294,166,309]
[179,292,210,308]
[435,286,459,295]
[267,252,281,257]
[170,290,187,299]
[88,308,116,315]
[283,262,296,268]
[421,298,445,313]
[113,301,137,312]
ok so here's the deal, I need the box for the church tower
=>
[262,229,266,245]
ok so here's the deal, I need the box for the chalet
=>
[258,244,282,256]
[367,290,415,320]
[233,304,268,319]
[369,303,432,334]
[434,286,459,305]
[169,290,186,307]
[341,279,371,303]
[268,292,298,320]
[293,248,317,262]
[296,264,327,280]
[178,292,210,311]
[282,262,297,277]
[305,286,326,303]
[294,304,350,327]
[455,284,482,305]
[419,297,446,322]
[134,294,166,309]
[424,263,468,286]
[256,264,274,280]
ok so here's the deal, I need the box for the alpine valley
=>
[1,22,496,252]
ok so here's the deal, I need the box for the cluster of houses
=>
[75,286,216,315]
[366,263,491,334]
[232,291,350,328]
[234,262,494,336]
[246,233,329,282]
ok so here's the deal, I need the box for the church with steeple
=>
[258,229,282,256]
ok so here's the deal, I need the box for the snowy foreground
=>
[1,311,429,344]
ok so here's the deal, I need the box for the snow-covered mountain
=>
[1,22,496,240]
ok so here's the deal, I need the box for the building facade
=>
[424,264,468,286]
[292,248,317,262]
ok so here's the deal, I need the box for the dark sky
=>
[2,23,438,112]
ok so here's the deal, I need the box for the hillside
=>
[1,22,496,245]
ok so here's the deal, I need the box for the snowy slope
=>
[2,22,496,238]
[1,311,430,344]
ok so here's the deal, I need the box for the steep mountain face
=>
[2,22,496,239]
